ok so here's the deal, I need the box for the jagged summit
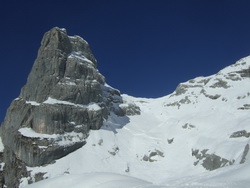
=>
[20,27,101,104]
[0,27,136,187]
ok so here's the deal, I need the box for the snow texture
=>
[68,52,94,65]
[20,56,250,188]
[0,137,4,152]
[43,97,101,111]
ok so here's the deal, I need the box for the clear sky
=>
[1,0,250,122]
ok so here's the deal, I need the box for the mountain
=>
[0,28,250,188]
[0,27,131,187]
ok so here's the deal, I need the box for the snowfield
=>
[21,56,250,187]
[24,172,165,188]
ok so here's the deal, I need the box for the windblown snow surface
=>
[21,56,250,188]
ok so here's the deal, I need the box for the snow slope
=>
[22,56,250,187]
[24,172,165,188]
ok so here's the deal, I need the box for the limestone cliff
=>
[0,27,125,187]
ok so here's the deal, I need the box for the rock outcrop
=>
[164,56,250,109]
[192,149,234,170]
[0,27,124,187]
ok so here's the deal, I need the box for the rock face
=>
[0,27,124,187]
[192,149,234,170]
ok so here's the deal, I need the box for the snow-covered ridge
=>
[164,54,250,110]
[218,55,250,74]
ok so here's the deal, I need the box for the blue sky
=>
[1,0,250,122]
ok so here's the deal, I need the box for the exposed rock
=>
[125,164,130,173]
[200,89,221,100]
[0,150,4,188]
[236,67,250,78]
[209,79,230,89]
[142,149,164,162]
[191,149,199,157]
[240,144,249,164]
[165,95,193,109]
[165,101,181,108]
[101,84,123,116]
[230,130,250,138]
[33,172,47,183]
[202,153,233,171]
[167,77,226,108]
[108,146,119,156]
[98,139,103,146]
[142,155,150,162]
[0,27,124,187]
[20,27,102,104]
[119,103,141,116]
[2,147,29,188]
[237,92,250,100]
[192,149,234,171]
[167,138,174,144]
[174,84,188,96]
[238,104,250,110]
[182,123,195,129]
[197,78,211,85]
[174,83,203,96]
[225,73,242,81]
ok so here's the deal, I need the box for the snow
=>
[18,57,250,187]
[69,35,89,45]
[43,97,77,106]
[0,163,5,171]
[103,83,118,91]
[17,98,102,111]
[218,55,250,74]
[88,103,101,111]
[55,27,66,33]
[26,101,40,106]
[59,80,76,86]
[24,172,165,188]
[18,127,85,146]
[0,137,4,152]
[19,127,57,139]
[43,97,101,111]
[68,52,93,65]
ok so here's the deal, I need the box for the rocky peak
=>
[0,27,124,187]
[20,27,102,104]
[40,27,97,65]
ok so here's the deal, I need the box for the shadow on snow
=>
[100,113,130,134]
